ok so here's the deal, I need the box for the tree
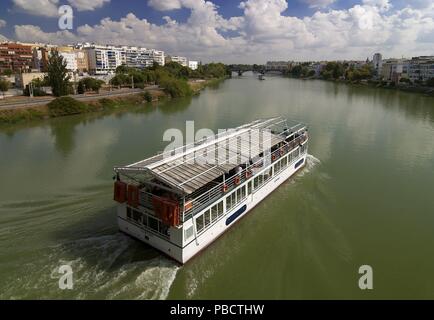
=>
[0,79,10,98]
[2,69,13,77]
[321,62,345,80]
[23,78,48,96]
[46,50,71,97]
[78,77,105,93]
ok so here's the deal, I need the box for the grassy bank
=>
[0,91,158,125]
[189,77,228,94]
[0,78,225,125]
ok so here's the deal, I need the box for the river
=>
[1,73,434,299]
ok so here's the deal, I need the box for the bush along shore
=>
[0,77,226,125]
[284,61,434,97]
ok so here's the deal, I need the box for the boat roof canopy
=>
[115,117,307,195]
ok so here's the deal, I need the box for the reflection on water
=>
[0,73,434,299]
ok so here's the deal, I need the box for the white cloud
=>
[362,0,392,12]
[147,0,182,11]
[0,20,6,28]
[12,0,434,63]
[301,0,336,8]
[67,0,110,11]
[12,0,59,17]
[15,25,78,43]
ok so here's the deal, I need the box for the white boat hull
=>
[118,152,307,264]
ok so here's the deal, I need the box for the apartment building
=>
[408,56,434,82]
[124,47,154,69]
[168,55,188,67]
[85,45,165,74]
[32,47,50,72]
[86,45,124,75]
[381,59,409,83]
[188,60,198,70]
[57,46,88,72]
[265,61,291,72]
[149,49,165,66]
[0,42,33,73]
[373,53,383,76]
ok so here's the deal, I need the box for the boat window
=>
[258,174,263,186]
[133,210,142,222]
[185,226,194,241]
[241,185,246,199]
[196,215,204,233]
[211,205,218,221]
[274,162,279,173]
[149,216,159,232]
[142,214,148,227]
[226,195,232,211]
[264,168,272,181]
[160,224,169,237]
[231,192,236,206]
[236,188,241,201]
[204,209,211,227]
[217,201,224,217]
[247,181,252,194]
[126,207,132,219]
[253,177,259,189]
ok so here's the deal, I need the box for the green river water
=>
[1,73,434,299]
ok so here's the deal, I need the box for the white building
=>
[169,56,188,67]
[373,53,383,75]
[86,45,123,75]
[265,61,290,72]
[188,60,198,70]
[149,49,165,66]
[408,56,434,82]
[85,45,166,74]
[59,52,78,72]
[381,59,409,83]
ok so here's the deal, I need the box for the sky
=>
[0,0,433,63]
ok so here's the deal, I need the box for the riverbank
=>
[0,78,224,125]
[287,75,434,97]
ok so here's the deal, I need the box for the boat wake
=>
[291,154,321,179]
[0,233,179,300]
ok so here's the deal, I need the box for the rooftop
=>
[115,117,307,195]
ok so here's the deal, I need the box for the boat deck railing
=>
[136,129,308,223]
[181,131,308,222]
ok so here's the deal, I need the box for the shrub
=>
[160,78,192,98]
[98,98,117,109]
[78,77,105,93]
[144,91,153,102]
[47,97,87,117]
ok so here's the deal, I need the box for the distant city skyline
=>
[0,0,433,63]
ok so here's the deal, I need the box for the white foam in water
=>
[1,233,179,300]
[296,154,321,177]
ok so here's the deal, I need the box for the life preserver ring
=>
[223,184,228,192]
[272,154,277,162]
[280,149,284,156]
[234,176,241,185]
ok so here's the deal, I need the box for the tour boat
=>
[113,117,309,264]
